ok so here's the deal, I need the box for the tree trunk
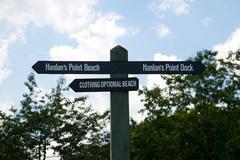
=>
[43,141,47,160]
[38,143,41,160]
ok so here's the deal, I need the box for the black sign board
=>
[32,61,205,74]
[69,77,139,92]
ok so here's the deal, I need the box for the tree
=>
[131,49,240,160]
[0,73,110,160]
[0,111,32,160]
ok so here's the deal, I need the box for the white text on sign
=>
[143,63,193,72]
[45,63,101,72]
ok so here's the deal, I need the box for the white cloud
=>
[202,17,213,28]
[129,87,145,122]
[72,84,145,122]
[0,100,14,115]
[75,88,145,123]
[147,53,181,88]
[0,23,24,83]
[0,32,19,83]
[0,0,98,34]
[0,0,126,62]
[213,28,240,59]
[156,24,171,39]
[127,27,140,36]
[149,0,192,16]
[0,43,11,83]
[50,13,126,61]
[84,92,110,114]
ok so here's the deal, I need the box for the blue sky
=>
[0,0,240,119]
[1,0,240,159]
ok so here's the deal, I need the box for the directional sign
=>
[69,78,139,92]
[32,61,205,74]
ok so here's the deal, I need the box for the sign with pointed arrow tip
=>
[32,61,205,74]
[69,78,139,92]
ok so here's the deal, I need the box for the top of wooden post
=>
[110,45,128,61]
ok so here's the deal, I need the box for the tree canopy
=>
[0,74,109,160]
[131,49,240,160]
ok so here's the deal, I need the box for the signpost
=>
[110,46,130,160]
[69,78,139,92]
[32,45,206,160]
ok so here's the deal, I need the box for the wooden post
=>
[110,45,130,160]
